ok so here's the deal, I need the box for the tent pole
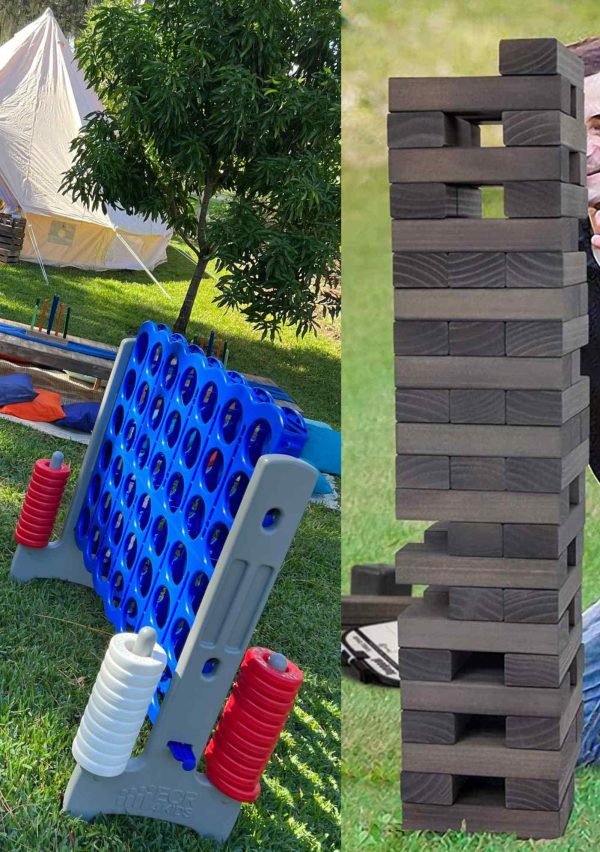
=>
[112,228,172,301]
[27,224,50,287]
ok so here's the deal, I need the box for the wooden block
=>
[448,252,505,288]
[401,771,461,805]
[396,486,570,524]
[423,521,448,546]
[390,183,482,218]
[505,694,581,751]
[505,442,588,493]
[351,563,411,597]
[504,181,588,218]
[394,283,585,320]
[398,647,469,682]
[396,388,449,423]
[393,252,448,287]
[504,589,560,624]
[392,217,579,252]
[449,321,505,356]
[396,419,580,458]
[449,587,504,621]
[389,147,574,184]
[402,713,577,779]
[505,251,586,287]
[394,320,448,355]
[502,110,586,150]
[402,777,575,840]
[506,378,589,425]
[389,75,574,117]
[571,150,586,185]
[503,502,584,559]
[448,522,503,556]
[341,595,414,630]
[396,355,573,391]
[505,316,588,357]
[396,542,569,589]
[402,710,467,744]
[449,390,505,425]
[398,596,578,655]
[505,627,582,688]
[387,112,477,148]
[505,773,574,812]
[450,456,506,491]
[499,38,584,86]
[396,455,450,489]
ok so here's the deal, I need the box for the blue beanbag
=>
[55,401,101,433]
[0,373,37,406]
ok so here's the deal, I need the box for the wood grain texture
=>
[499,38,584,86]
[396,486,570,524]
[387,112,478,148]
[396,355,573,391]
[389,147,573,184]
[448,252,505,288]
[390,183,482,218]
[505,251,586,287]
[504,774,574,812]
[449,587,504,621]
[341,595,413,629]
[447,522,503,557]
[392,217,579,252]
[502,110,586,151]
[504,589,561,624]
[393,252,448,287]
[402,710,466,744]
[394,283,585,320]
[505,316,588,357]
[504,623,582,687]
[505,693,581,751]
[398,647,470,682]
[503,502,584,559]
[504,181,587,218]
[506,379,589,425]
[424,521,449,546]
[449,390,506,424]
[401,771,461,805]
[396,388,450,423]
[449,321,505,356]
[388,75,573,116]
[394,320,448,355]
[351,563,411,597]
[450,456,506,491]
[396,455,450,489]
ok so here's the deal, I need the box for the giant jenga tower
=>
[391,39,588,839]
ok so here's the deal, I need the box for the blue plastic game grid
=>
[75,322,307,720]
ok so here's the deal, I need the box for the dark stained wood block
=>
[398,647,470,682]
[449,587,504,621]
[504,589,561,624]
[499,38,584,86]
[390,183,482,218]
[448,252,505,288]
[505,251,586,288]
[423,521,449,546]
[388,75,574,117]
[396,388,449,423]
[396,455,450,489]
[504,444,587,494]
[450,456,506,491]
[392,217,579,252]
[570,150,586,185]
[503,502,584,559]
[396,486,570,524]
[505,774,574,812]
[387,112,478,148]
[449,390,506,424]
[505,316,588,357]
[505,696,581,751]
[395,282,585,321]
[504,181,588,218]
[389,147,574,185]
[394,320,448,355]
[342,594,413,630]
[502,110,586,151]
[396,355,573,391]
[449,321,505,356]
[401,770,461,805]
[402,710,467,744]
[448,522,503,557]
[351,562,411,597]
[504,628,582,688]
[506,378,589,425]
[393,252,448,287]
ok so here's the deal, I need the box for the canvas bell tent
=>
[0,8,171,271]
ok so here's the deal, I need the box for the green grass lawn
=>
[0,246,340,850]
[342,0,600,848]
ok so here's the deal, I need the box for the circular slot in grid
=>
[135,329,149,363]
[112,456,124,488]
[100,547,112,581]
[164,355,179,390]
[189,571,209,614]
[90,527,101,558]
[136,434,151,468]
[100,440,113,471]
[169,541,187,584]
[112,405,125,435]
[262,508,281,529]
[150,452,167,489]
[164,411,182,448]
[138,557,153,597]
[137,493,152,531]
[221,399,243,444]
[247,420,272,466]
[171,617,190,660]
[125,533,138,569]
[185,495,205,539]
[149,342,163,375]
[183,428,201,468]
[90,473,102,504]
[112,510,124,545]
[123,369,136,400]
[167,473,185,512]
[199,381,218,423]
[123,473,137,508]
[125,596,138,629]
[203,448,224,493]
[151,516,168,556]
[226,471,249,518]
[124,420,137,451]
[136,381,150,414]
[154,585,171,628]
[180,367,197,405]
[208,522,228,566]
[100,491,112,523]
[111,570,124,607]
[149,395,165,431]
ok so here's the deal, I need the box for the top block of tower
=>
[499,38,584,87]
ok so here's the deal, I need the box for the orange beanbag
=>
[0,388,65,422]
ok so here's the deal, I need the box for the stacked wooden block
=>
[0,213,26,264]
[391,39,588,839]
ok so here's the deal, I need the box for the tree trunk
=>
[173,253,211,335]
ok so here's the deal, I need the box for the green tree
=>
[62,0,340,337]
[0,1,95,42]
